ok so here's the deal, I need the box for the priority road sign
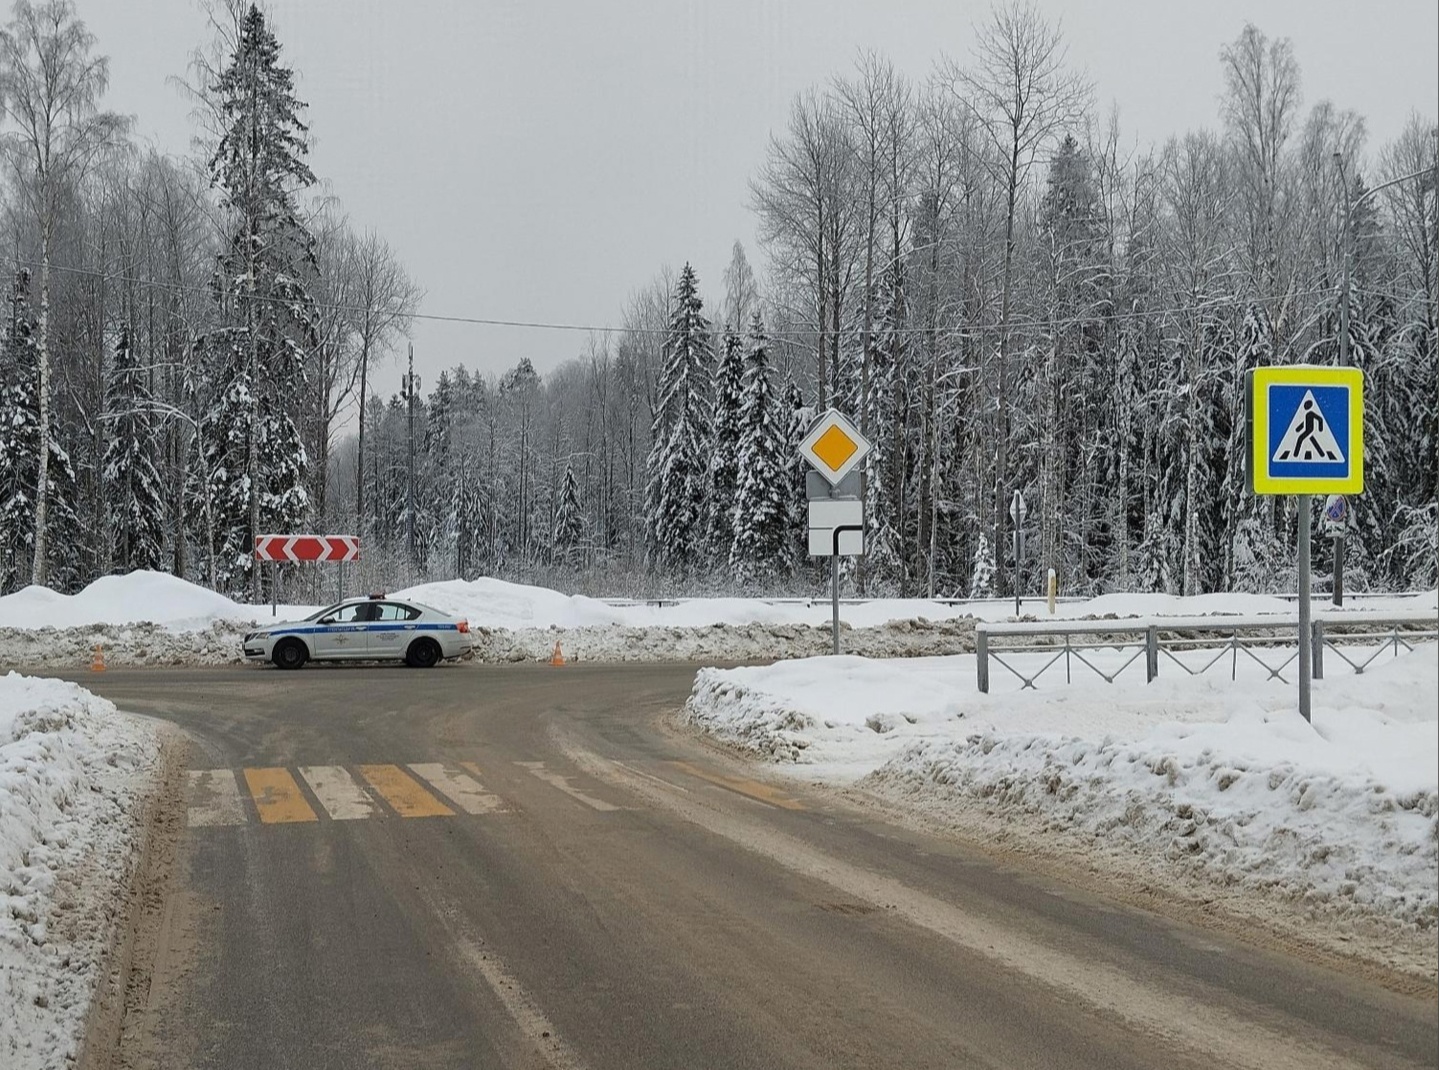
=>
[1247,366,1363,495]
[799,409,871,487]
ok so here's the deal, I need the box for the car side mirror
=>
[319,615,335,625]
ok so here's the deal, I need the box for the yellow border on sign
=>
[1249,365,1364,494]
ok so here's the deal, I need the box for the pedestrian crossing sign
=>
[1247,365,1363,494]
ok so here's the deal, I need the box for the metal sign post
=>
[1246,366,1364,723]
[1297,495,1312,723]
[1009,490,1027,617]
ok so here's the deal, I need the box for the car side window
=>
[328,604,369,624]
[376,602,420,622]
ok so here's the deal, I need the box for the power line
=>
[13,254,1363,342]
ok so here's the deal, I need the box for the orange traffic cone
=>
[550,641,566,667]
[90,644,106,672]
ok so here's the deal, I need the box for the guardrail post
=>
[976,629,989,694]
[1312,619,1325,680]
[1146,626,1158,682]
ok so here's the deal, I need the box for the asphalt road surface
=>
[70,664,1437,1070]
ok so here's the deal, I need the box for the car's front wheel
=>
[273,638,309,670]
[405,638,441,668]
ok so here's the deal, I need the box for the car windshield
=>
[303,602,350,622]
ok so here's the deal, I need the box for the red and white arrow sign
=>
[254,534,360,562]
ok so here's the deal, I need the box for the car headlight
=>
[248,632,270,642]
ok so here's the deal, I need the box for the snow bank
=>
[1,673,165,1070]
[684,648,1439,946]
[396,577,626,628]
[0,571,304,631]
[0,572,1432,670]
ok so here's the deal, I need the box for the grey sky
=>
[83,0,1438,398]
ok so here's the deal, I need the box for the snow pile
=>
[0,571,1432,668]
[0,673,164,1070]
[684,649,1439,946]
[0,571,273,631]
[398,577,626,629]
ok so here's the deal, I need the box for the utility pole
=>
[1331,153,1431,606]
[403,343,420,581]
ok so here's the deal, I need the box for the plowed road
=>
[73,665,1436,1070]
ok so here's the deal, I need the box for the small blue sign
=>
[1267,384,1351,482]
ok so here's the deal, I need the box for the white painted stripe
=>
[409,763,504,814]
[515,761,620,811]
[453,934,589,1070]
[186,769,247,827]
[298,766,377,820]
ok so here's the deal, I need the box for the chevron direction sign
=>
[254,534,361,562]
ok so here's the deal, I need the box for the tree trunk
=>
[31,218,52,587]
[357,329,371,532]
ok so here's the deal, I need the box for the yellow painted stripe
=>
[242,767,318,824]
[668,761,805,810]
[359,764,454,818]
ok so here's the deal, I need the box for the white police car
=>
[242,594,473,669]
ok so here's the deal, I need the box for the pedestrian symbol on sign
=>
[1273,390,1343,463]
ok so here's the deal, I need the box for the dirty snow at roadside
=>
[684,646,1439,944]
[0,673,164,1070]
[3,570,1434,636]
[2,571,1433,669]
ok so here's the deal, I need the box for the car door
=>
[312,602,373,659]
[368,601,421,660]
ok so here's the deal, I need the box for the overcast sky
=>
[83,0,1438,396]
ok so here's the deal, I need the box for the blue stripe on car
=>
[269,623,458,637]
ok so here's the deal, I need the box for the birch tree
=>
[0,0,127,585]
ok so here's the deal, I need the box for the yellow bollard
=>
[1047,568,1057,615]
[90,644,107,672]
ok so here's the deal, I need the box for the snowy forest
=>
[0,1,1435,603]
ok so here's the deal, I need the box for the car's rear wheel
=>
[405,638,441,668]
[273,638,308,670]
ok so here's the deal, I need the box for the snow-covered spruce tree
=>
[103,323,165,573]
[969,533,995,599]
[0,270,37,593]
[553,461,584,567]
[782,377,811,560]
[200,4,318,597]
[730,314,790,584]
[862,263,907,591]
[704,325,745,564]
[1224,305,1285,591]
[644,263,713,574]
[0,268,81,593]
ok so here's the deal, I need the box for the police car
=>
[242,594,473,669]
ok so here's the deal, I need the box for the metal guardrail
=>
[975,612,1438,693]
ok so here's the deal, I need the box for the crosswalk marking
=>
[298,766,377,820]
[409,763,504,814]
[515,761,620,812]
[183,755,648,828]
[242,767,319,824]
[359,764,455,818]
[186,769,246,827]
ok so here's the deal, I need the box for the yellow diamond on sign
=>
[812,425,858,471]
[799,408,871,486]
